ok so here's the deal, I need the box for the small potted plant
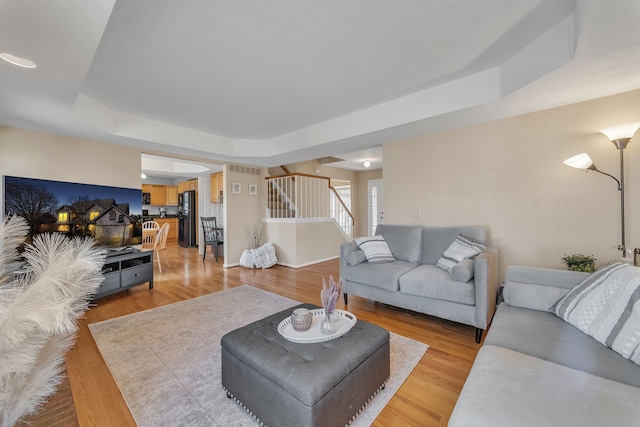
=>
[561,253,596,272]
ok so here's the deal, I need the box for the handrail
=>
[266,172,331,182]
[280,165,293,175]
[330,187,354,223]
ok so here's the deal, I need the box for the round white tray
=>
[278,309,357,343]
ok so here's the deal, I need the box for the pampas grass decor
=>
[0,215,106,426]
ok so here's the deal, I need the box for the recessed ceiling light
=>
[363,160,371,168]
[141,173,147,179]
[0,52,37,68]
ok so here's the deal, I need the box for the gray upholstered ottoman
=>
[221,303,390,426]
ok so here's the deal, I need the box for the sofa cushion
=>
[399,264,475,305]
[346,250,366,266]
[375,225,422,264]
[436,233,486,274]
[451,258,474,282]
[421,226,486,265]
[353,235,395,264]
[342,260,417,292]
[553,262,640,365]
[488,303,640,388]
[449,344,640,427]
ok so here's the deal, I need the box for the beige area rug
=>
[89,285,428,426]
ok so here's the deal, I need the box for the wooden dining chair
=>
[201,216,223,262]
[142,221,160,248]
[153,222,170,272]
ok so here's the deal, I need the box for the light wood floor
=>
[66,243,484,426]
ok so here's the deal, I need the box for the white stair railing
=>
[329,188,353,240]
[266,173,353,239]
[267,176,298,219]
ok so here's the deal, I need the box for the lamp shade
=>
[600,123,640,141]
[563,153,594,170]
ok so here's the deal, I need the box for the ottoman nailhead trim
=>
[345,378,388,426]
[222,386,268,427]
[224,378,389,427]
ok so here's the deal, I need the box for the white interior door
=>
[367,179,383,236]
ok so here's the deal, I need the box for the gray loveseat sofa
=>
[449,265,640,426]
[340,225,499,342]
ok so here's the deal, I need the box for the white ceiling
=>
[2,1,640,173]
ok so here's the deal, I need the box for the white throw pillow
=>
[251,243,277,269]
[353,235,395,264]
[553,262,640,365]
[436,233,486,274]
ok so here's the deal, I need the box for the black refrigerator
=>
[179,190,197,248]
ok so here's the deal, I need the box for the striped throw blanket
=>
[554,262,640,365]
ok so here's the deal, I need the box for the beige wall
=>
[0,126,142,209]
[384,89,640,277]
[266,219,346,268]
[223,165,266,265]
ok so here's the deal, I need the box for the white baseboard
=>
[276,255,339,269]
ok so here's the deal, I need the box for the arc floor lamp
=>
[563,124,638,257]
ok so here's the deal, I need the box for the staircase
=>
[266,170,354,239]
[267,180,296,218]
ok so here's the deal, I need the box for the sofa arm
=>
[502,265,590,312]
[340,241,359,274]
[473,246,499,330]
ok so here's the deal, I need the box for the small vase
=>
[290,308,313,332]
[320,313,336,335]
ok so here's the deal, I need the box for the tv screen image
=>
[3,176,143,248]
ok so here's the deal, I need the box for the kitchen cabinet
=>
[210,172,223,203]
[166,185,179,206]
[142,184,178,207]
[178,179,198,194]
[155,218,178,241]
[150,185,166,206]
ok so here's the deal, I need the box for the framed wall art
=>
[232,182,241,194]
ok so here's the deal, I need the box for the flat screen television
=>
[3,175,143,249]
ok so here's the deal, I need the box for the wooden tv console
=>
[95,249,154,299]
